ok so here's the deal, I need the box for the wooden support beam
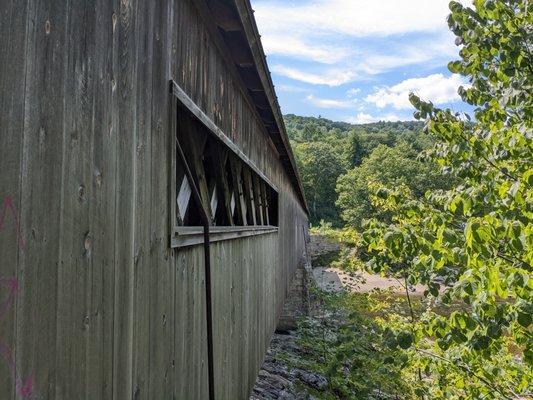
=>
[170,90,179,235]
[242,167,257,225]
[177,115,213,223]
[252,174,264,225]
[202,141,220,222]
[260,180,270,225]
[172,226,278,248]
[212,146,234,225]
[229,155,247,226]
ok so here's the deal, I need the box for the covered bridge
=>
[0,0,309,398]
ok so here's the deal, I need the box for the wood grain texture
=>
[0,1,29,399]
[16,2,69,400]
[85,1,118,398]
[0,0,308,399]
[131,0,154,398]
[55,2,96,398]
[148,1,175,398]
[112,0,138,398]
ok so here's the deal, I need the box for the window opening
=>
[174,102,278,230]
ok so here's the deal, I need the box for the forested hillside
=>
[279,1,532,398]
[286,115,449,227]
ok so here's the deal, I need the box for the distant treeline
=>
[285,114,450,228]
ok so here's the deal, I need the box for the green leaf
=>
[517,312,531,328]
[397,332,413,349]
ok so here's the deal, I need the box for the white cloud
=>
[345,112,402,124]
[261,35,348,64]
[357,37,459,74]
[267,32,461,86]
[276,84,311,93]
[347,88,361,98]
[305,95,355,109]
[271,65,358,87]
[253,0,471,88]
[365,73,468,110]
[254,0,471,39]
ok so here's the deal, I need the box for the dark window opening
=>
[175,103,279,229]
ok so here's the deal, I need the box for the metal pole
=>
[176,136,216,400]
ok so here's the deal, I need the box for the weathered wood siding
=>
[0,0,308,399]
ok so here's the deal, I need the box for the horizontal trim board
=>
[171,80,279,192]
[171,225,278,248]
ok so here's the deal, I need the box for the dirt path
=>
[309,234,425,295]
[312,267,426,295]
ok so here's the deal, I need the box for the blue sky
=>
[252,0,472,123]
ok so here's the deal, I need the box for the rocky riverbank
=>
[249,235,338,399]
[249,331,328,400]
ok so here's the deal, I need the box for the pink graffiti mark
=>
[0,278,36,399]
[0,343,35,398]
[0,196,36,398]
[0,277,18,325]
[0,195,26,249]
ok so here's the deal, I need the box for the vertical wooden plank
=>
[170,88,179,229]
[253,237,261,389]
[112,0,138,397]
[184,1,195,100]
[211,243,218,398]
[198,250,209,400]
[226,243,233,399]
[169,0,180,238]
[210,244,220,398]
[229,242,237,398]
[148,0,175,397]
[196,245,206,400]
[0,0,29,398]
[215,240,230,399]
[131,0,154,398]
[196,244,207,400]
[85,0,118,398]
[235,240,245,398]
[15,1,69,399]
[174,250,186,399]
[55,2,97,398]
[173,247,207,399]
[188,248,198,399]
[241,241,251,397]
[192,248,200,400]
